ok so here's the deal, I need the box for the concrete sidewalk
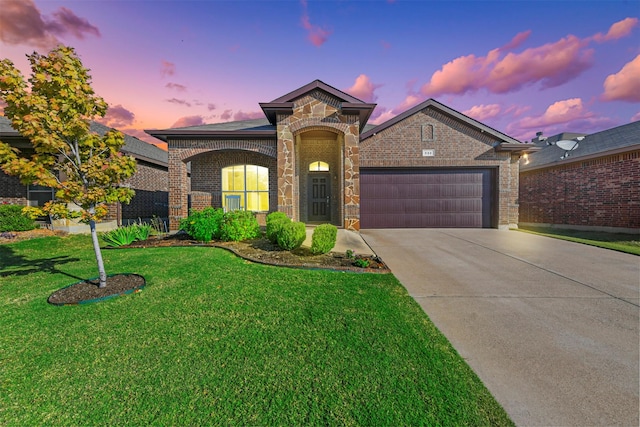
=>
[361,228,639,426]
[303,227,375,256]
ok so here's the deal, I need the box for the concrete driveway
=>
[361,229,639,426]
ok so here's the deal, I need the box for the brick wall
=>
[167,138,276,230]
[189,150,277,212]
[2,159,169,224]
[0,173,27,205]
[361,107,520,228]
[519,150,640,230]
[120,161,169,221]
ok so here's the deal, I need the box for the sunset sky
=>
[1,0,638,149]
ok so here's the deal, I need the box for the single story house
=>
[147,80,537,231]
[519,120,640,233]
[0,116,170,231]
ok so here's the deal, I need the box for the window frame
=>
[221,164,269,212]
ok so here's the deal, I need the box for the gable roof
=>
[259,79,376,130]
[361,98,521,144]
[521,120,640,171]
[0,115,168,167]
[270,79,365,104]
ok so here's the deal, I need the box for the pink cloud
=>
[488,36,593,93]
[421,34,593,97]
[220,109,233,121]
[300,0,332,46]
[369,109,396,125]
[504,104,531,118]
[498,30,531,52]
[463,104,501,121]
[593,17,638,42]
[121,128,168,151]
[396,93,425,112]
[171,116,205,128]
[165,82,187,92]
[0,0,99,48]
[160,60,176,78]
[233,111,264,121]
[345,74,382,103]
[207,103,217,111]
[96,104,135,128]
[601,55,640,102]
[517,98,592,129]
[166,98,191,107]
[631,112,640,122]
[46,7,100,39]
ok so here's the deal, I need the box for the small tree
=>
[0,45,137,288]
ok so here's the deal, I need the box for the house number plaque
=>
[422,149,435,157]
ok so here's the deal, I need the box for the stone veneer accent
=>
[277,90,361,230]
[360,107,521,228]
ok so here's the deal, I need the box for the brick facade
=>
[189,150,277,212]
[1,158,168,226]
[361,107,522,228]
[159,81,529,232]
[167,138,277,230]
[519,150,640,230]
[0,173,27,205]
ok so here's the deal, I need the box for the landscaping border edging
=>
[48,273,146,306]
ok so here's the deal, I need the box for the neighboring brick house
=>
[0,116,170,229]
[147,80,537,231]
[519,121,640,233]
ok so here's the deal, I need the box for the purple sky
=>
[1,0,638,149]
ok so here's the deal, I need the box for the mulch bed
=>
[48,274,145,306]
[121,233,390,273]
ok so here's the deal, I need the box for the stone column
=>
[343,124,360,231]
[277,120,296,219]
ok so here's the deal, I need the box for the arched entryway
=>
[295,129,342,225]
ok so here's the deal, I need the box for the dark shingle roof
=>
[167,118,274,132]
[89,121,167,166]
[0,116,167,167]
[521,121,640,171]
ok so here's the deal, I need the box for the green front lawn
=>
[0,235,512,426]
[516,225,640,255]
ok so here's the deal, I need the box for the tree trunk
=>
[89,219,108,288]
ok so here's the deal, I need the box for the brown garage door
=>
[360,168,494,228]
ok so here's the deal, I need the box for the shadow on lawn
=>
[0,245,83,281]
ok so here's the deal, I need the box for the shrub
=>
[133,223,153,241]
[101,225,141,247]
[180,207,224,242]
[101,222,154,247]
[220,210,261,242]
[353,258,371,268]
[266,211,290,244]
[0,204,37,232]
[277,221,307,251]
[311,224,337,255]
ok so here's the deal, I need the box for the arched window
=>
[309,161,329,171]
[222,165,269,211]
